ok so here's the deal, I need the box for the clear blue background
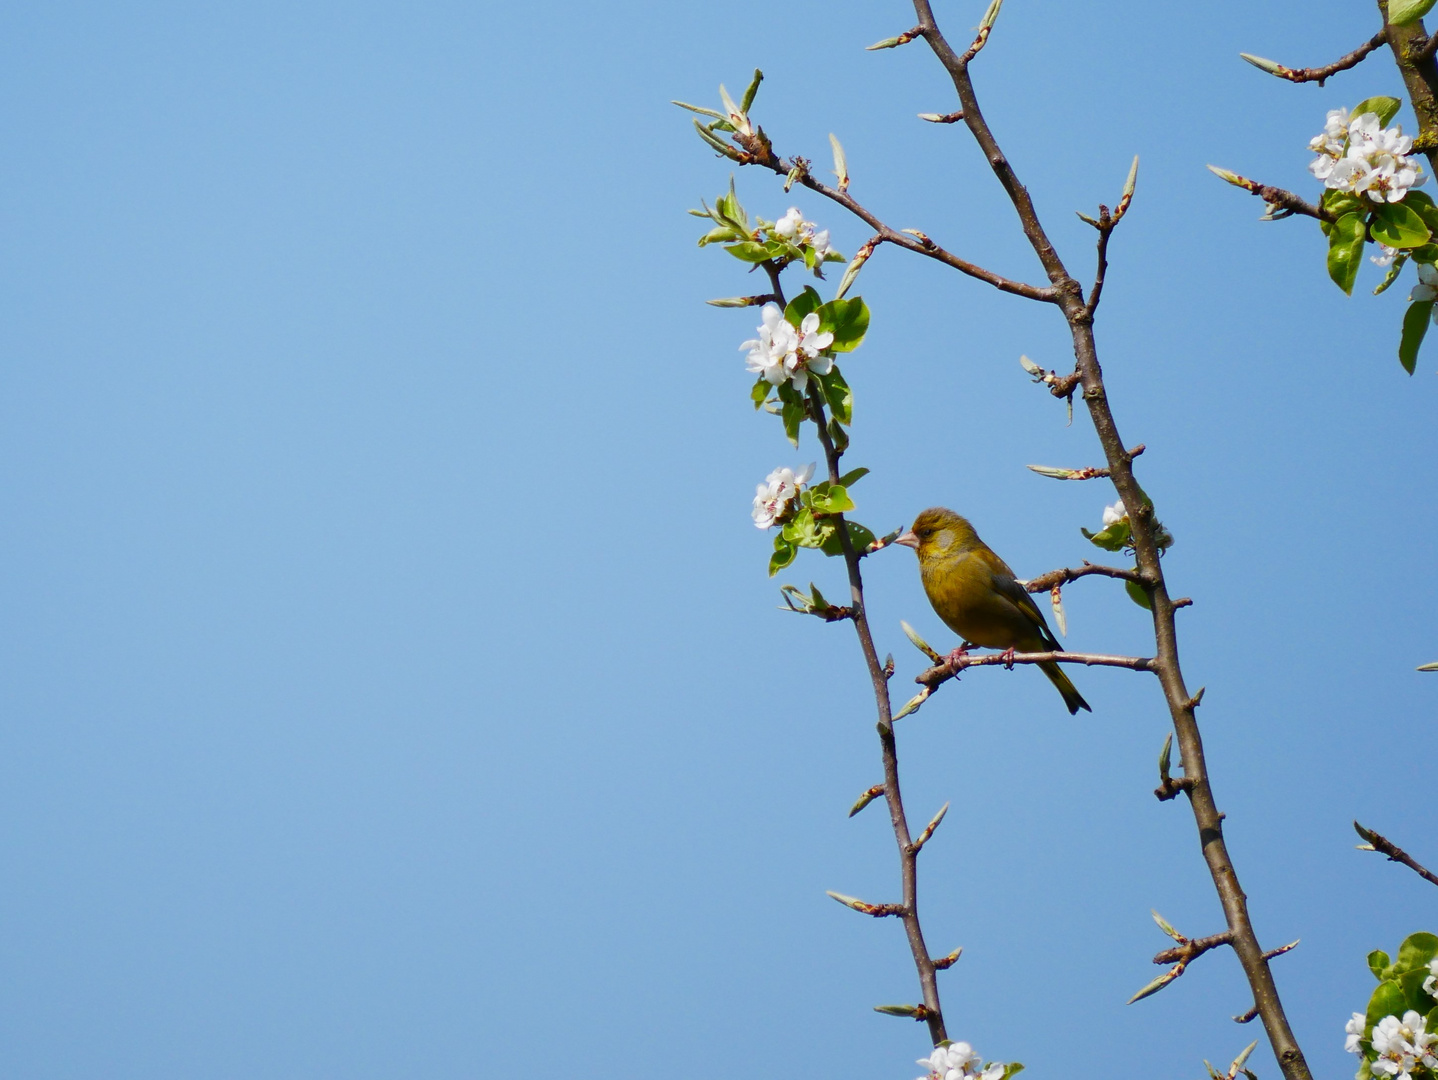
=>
[2,1,1434,1077]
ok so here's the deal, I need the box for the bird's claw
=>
[944,646,971,672]
[1000,647,1016,670]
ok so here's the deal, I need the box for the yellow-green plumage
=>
[899,507,1090,715]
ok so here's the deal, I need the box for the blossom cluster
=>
[1309,108,1426,204]
[917,1041,1005,1080]
[771,207,833,261]
[1101,498,1129,527]
[1347,1010,1438,1080]
[751,463,814,529]
[741,303,834,392]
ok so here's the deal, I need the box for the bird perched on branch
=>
[896,506,1091,715]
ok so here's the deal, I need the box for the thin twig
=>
[1245,30,1386,85]
[1209,167,1331,221]
[1354,821,1438,889]
[806,382,949,1045]
[732,147,1054,302]
[914,650,1156,698]
[1023,562,1143,592]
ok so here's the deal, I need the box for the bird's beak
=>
[896,529,918,549]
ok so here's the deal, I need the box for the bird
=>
[896,506,1091,715]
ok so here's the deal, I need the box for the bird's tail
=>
[1039,660,1091,715]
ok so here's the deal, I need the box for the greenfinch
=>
[897,507,1091,715]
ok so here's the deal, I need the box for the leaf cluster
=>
[1352,933,1438,1080]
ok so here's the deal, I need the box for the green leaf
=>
[818,520,877,557]
[1126,579,1152,610]
[827,417,849,451]
[1374,252,1411,295]
[752,377,773,410]
[1400,968,1435,1012]
[1397,932,1438,972]
[1388,0,1437,27]
[818,296,870,352]
[1400,301,1431,375]
[724,241,771,263]
[1322,189,1366,235]
[1080,519,1132,552]
[1403,191,1438,234]
[781,398,806,447]
[817,366,853,425]
[1352,96,1403,126]
[1372,203,1431,249]
[811,484,855,514]
[739,68,763,113]
[769,534,797,576]
[698,225,740,247]
[1001,1064,1024,1080]
[785,286,823,324]
[1369,950,1392,981]
[1327,212,1367,295]
[837,467,869,487]
[1366,980,1407,1030]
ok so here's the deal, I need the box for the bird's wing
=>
[987,566,1061,651]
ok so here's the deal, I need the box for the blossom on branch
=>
[1370,1011,1438,1080]
[1347,1012,1368,1055]
[1372,244,1400,268]
[1310,109,1425,204]
[751,463,814,528]
[772,206,833,260]
[1102,498,1129,527]
[740,303,835,392]
[916,1042,1005,1080]
[1425,957,1438,1000]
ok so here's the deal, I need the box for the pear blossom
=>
[740,303,835,392]
[1425,957,1438,1000]
[771,207,833,260]
[751,463,814,529]
[1101,498,1129,527]
[916,1042,1005,1080]
[1372,244,1400,268]
[1371,1011,1438,1080]
[1410,262,1438,304]
[1346,1012,1368,1055]
[1312,109,1426,203]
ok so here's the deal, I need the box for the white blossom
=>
[770,207,833,260]
[1346,1012,1368,1055]
[1425,957,1438,1000]
[739,303,835,392]
[1101,498,1129,527]
[1410,263,1438,304]
[1372,244,1400,268]
[1371,1011,1438,1080]
[751,463,814,529]
[916,1042,1004,1080]
[1313,110,1426,203]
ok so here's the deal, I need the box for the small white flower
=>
[1409,263,1438,303]
[738,303,835,393]
[1372,244,1400,268]
[915,1042,1003,1080]
[774,207,804,239]
[751,463,815,529]
[1101,498,1129,527]
[1346,1011,1368,1055]
[1424,957,1438,1000]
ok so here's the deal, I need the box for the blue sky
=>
[2,1,1435,1077]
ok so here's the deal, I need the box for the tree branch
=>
[902,4,1314,1077]
[807,385,950,1045]
[1354,821,1438,888]
[735,147,1055,302]
[1023,562,1143,592]
[1207,167,1332,222]
[1242,30,1386,85]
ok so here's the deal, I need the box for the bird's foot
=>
[999,647,1016,670]
[944,645,971,672]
